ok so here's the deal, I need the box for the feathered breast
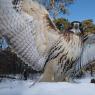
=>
[45,32,82,64]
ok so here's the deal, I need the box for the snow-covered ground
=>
[0,74,95,95]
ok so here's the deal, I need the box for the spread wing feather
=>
[1,0,95,80]
[69,34,95,77]
[0,0,60,71]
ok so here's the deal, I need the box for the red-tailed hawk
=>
[0,0,95,82]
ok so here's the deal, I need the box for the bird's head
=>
[70,21,82,35]
[70,21,88,42]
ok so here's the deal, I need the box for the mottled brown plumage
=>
[0,0,95,82]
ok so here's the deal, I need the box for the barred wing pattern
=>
[1,0,95,81]
[0,0,46,70]
[0,0,60,71]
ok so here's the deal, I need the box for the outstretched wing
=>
[22,0,59,55]
[81,34,95,67]
[71,34,95,77]
[0,0,59,70]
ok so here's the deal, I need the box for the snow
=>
[0,76,95,95]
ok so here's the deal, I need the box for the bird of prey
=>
[41,22,95,82]
[0,0,95,82]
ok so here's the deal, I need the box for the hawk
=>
[0,0,95,82]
